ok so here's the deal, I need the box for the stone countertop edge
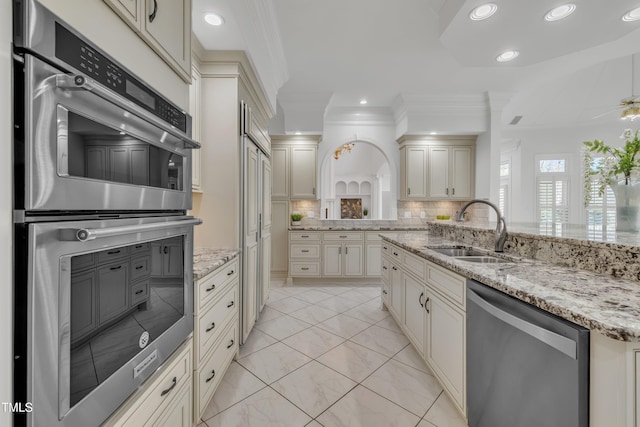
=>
[289,226,429,231]
[193,248,240,280]
[380,232,640,342]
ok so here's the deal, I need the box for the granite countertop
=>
[290,225,429,231]
[193,248,240,280]
[381,232,640,342]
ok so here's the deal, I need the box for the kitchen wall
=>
[1,1,13,424]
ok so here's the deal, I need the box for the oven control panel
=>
[54,22,187,133]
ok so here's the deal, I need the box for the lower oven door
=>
[23,216,198,427]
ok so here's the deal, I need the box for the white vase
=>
[291,220,301,226]
[610,181,640,232]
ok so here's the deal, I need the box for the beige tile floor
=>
[198,279,468,427]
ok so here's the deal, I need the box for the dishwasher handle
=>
[467,289,577,360]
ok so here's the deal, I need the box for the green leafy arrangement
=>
[583,129,640,206]
[291,213,303,221]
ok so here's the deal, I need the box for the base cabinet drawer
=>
[196,284,238,364]
[196,259,238,311]
[290,244,321,258]
[149,382,191,427]
[103,339,193,427]
[194,320,238,422]
[290,262,321,276]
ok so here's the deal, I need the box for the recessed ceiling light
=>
[430,131,438,135]
[469,3,497,21]
[204,13,224,26]
[496,50,519,62]
[359,99,367,105]
[544,4,576,21]
[622,7,640,22]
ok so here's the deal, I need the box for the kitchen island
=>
[381,222,640,427]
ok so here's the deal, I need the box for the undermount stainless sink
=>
[428,246,515,264]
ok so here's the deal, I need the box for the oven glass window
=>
[68,237,185,407]
[66,112,184,191]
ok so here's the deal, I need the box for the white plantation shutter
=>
[537,177,569,224]
[586,181,616,238]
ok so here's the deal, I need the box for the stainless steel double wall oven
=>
[13,1,200,426]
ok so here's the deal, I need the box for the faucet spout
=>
[455,199,508,252]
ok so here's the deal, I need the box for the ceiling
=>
[192,0,640,134]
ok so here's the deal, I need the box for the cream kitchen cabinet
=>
[271,135,320,200]
[189,65,202,192]
[150,237,183,278]
[103,339,193,427]
[103,0,191,82]
[365,232,382,277]
[403,272,427,356]
[322,232,364,277]
[398,135,476,201]
[288,231,322,277]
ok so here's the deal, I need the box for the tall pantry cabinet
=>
[194,50,274,344]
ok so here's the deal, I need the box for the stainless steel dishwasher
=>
[467,280,589,427]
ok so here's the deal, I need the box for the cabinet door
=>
[130,146,149,185]
[271,201,289,272]
[150,383,191,427]
[323,244,342,276]
[190,66,202,191]
[243,244,258,341]
[140,0,191,81]
[151,242,164,276]
[103,0,141,25]
[71,270,97,342]
[450,146,473,199]
[344,244,363,277]
[426,291,465,410]
[109,147,130,184]
[365,243,381,277]
[163,239,184,277]
[260,234,271,310]
[405,147,428,199]
[271,146,289,198]
[86,147,108,181]
[403,274,426,355]
[97,262,130,325]
[428,147,449,198]
[390,264,403,318]
[290,146,317,199]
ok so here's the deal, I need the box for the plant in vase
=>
[584,128,640,231]
[363,208,368,218]
[290,213,303,226]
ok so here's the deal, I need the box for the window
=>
[585,157,616,240]
[499,160,511,218]
[536,156,570,233]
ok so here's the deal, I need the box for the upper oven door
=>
[21,55,193,212]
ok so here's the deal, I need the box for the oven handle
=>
[71,218,202,242]
[55,74,201,149]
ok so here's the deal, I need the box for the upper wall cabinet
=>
[104,0,191,82]
[398,135,476,201]
[189,65,202,192]
[271,135,320,200]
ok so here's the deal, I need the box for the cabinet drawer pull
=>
[206,322,216,332]
[227,301,235,308]
[419,292,424,307]
[382,266,388,270]
[110,265,122,271]
[301,249,310,253]
[149,0,158,23]
[382,290,388,295]
[425,297,430,313]
[135,290,144,295]
[452,188,455,195]
[134,244,143,249]
[135,265,144,270]
[227,339,235,349]
[160,377,177,397]
[392,266,398,271]
[205,284,216,292]
[301,235,309,238]
[446,188,449,195]
[392,251,399,256]
[408,187,411,196]
[301,267,310,271]
[227,270,234,276]
[383,246,388,250]
[107,250,121,255]
[205,369,216,383]
[340,235,348,238]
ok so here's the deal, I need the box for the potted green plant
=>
[363,208,368,218]
[584,128,640,231]
[290,213,303,226]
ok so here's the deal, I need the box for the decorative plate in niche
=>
[341,198,362,219]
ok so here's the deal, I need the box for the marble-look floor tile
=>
[316,385,420,427]
[205,387,311,427]
[254,315,311,340]
[375,316,403,334]
[352,286,382,299]
[239,329,278,358]
[349,325,409,357]
[422,392,467,427]
[305,421,323,427]
[342,303,390,324]
[282,326,345,359]
[289,304,339,325]
[201,362,266,420]
[256,306,286,324]
[315,286,354,295]
[293,289,334,304]
[362,359,442,416]
[274,286,313,296]
[267,290,289,303]
[338,290,373,303]
[317,341,388,382]
[267,296,312,314]
[316,296,362,313]
[392,344,431,374]
[271,360,357,418]
[238,342,312,384]
[316,314,372,339]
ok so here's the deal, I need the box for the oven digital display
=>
[126,80,156,110]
